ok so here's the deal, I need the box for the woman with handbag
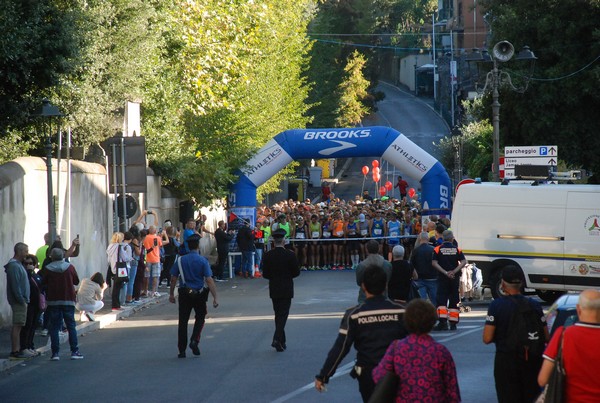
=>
[106,232,133,311]
[372,298,461,403]
[538,289,600,402]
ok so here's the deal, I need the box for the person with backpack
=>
[483,265,549,403]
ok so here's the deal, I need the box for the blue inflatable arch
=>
[231,126,451,215]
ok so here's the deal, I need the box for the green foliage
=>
[145,0,314,206]
[0,0,80,134]
[478,0,600,180]
[437,99,494,181]
[335,51,370,127]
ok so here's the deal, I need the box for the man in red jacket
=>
[41,248,82,361]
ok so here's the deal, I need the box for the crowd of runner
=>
[249,192,451,272]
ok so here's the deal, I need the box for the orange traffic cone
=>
[254,265,262,278]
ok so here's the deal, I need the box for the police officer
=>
[432,230,466,331]
[262,229,300,352]
[169,234,218,358]
[314,264,407,402]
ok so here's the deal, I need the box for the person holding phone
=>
[143,225,169,297]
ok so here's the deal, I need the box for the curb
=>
[0,295,168,372]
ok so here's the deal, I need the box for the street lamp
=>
[37,98,63,245]
[467,41,537,181]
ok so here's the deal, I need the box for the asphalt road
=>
[0,272,499,403]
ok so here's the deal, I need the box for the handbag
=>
[116,245,129,282]
[31,279,47,311]
[536,329,566,403]
[368,370,398,403]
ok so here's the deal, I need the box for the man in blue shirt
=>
[169,234,218,358]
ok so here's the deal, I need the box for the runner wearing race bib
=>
[370,210,386,254]
[321,216,333,270]
[293,216,308,270]
[308,215,322,270]
[331,211,346,270]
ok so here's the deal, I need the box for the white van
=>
[451,182,600,302]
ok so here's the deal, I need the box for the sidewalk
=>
[0,290,168,372]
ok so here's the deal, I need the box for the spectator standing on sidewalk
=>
[143,225,169,296]
[4,242,32,360]
[42,248,83,361]
[161,226,180,286]
[262,229,300,352]
[169,234,218,358]
[21,254,42,357]
[107,232,132,310]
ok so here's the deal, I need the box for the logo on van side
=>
[584,215,600,236]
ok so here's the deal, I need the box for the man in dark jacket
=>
[4,242,31,360]
[410,231,437,304]
[262,229,300,352]
[41,248,82,361]
[236,221,256,278]
[214,220,233,281]
[315,264,407,402]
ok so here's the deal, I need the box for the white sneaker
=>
[153,292,161,297]
[20,349,35,358]
[40,329,49,337]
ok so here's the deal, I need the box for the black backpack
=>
[505,296,546,360]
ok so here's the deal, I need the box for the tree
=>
[478,0,600,181]
[0,0,80,156]
[335,51,370,127]
[145,0,315,205]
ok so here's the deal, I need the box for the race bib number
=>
[390,231,399,237]
[336,231,344,237]
[323,231,331,238]
[296,233,305,239]
[374,229,383,236]
[258,238,265,243]
[312,231,320,238]
[360,229,368,236]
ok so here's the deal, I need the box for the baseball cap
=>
[358,213,366,222]
[502,266,522,284]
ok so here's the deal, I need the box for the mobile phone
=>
[76,234,79,239]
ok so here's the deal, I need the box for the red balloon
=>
[379,186,387,196]
[385,181,393,191]
[372,173,381,183]
[373,166,380,175]
[361,166,369,175]
[372,160,379,168]
[408,188,416,198]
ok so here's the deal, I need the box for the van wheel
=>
[537,290,564,304]
[490,271,507,300]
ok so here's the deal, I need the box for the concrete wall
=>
[0,157,227,328]
[0,157,109,327]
